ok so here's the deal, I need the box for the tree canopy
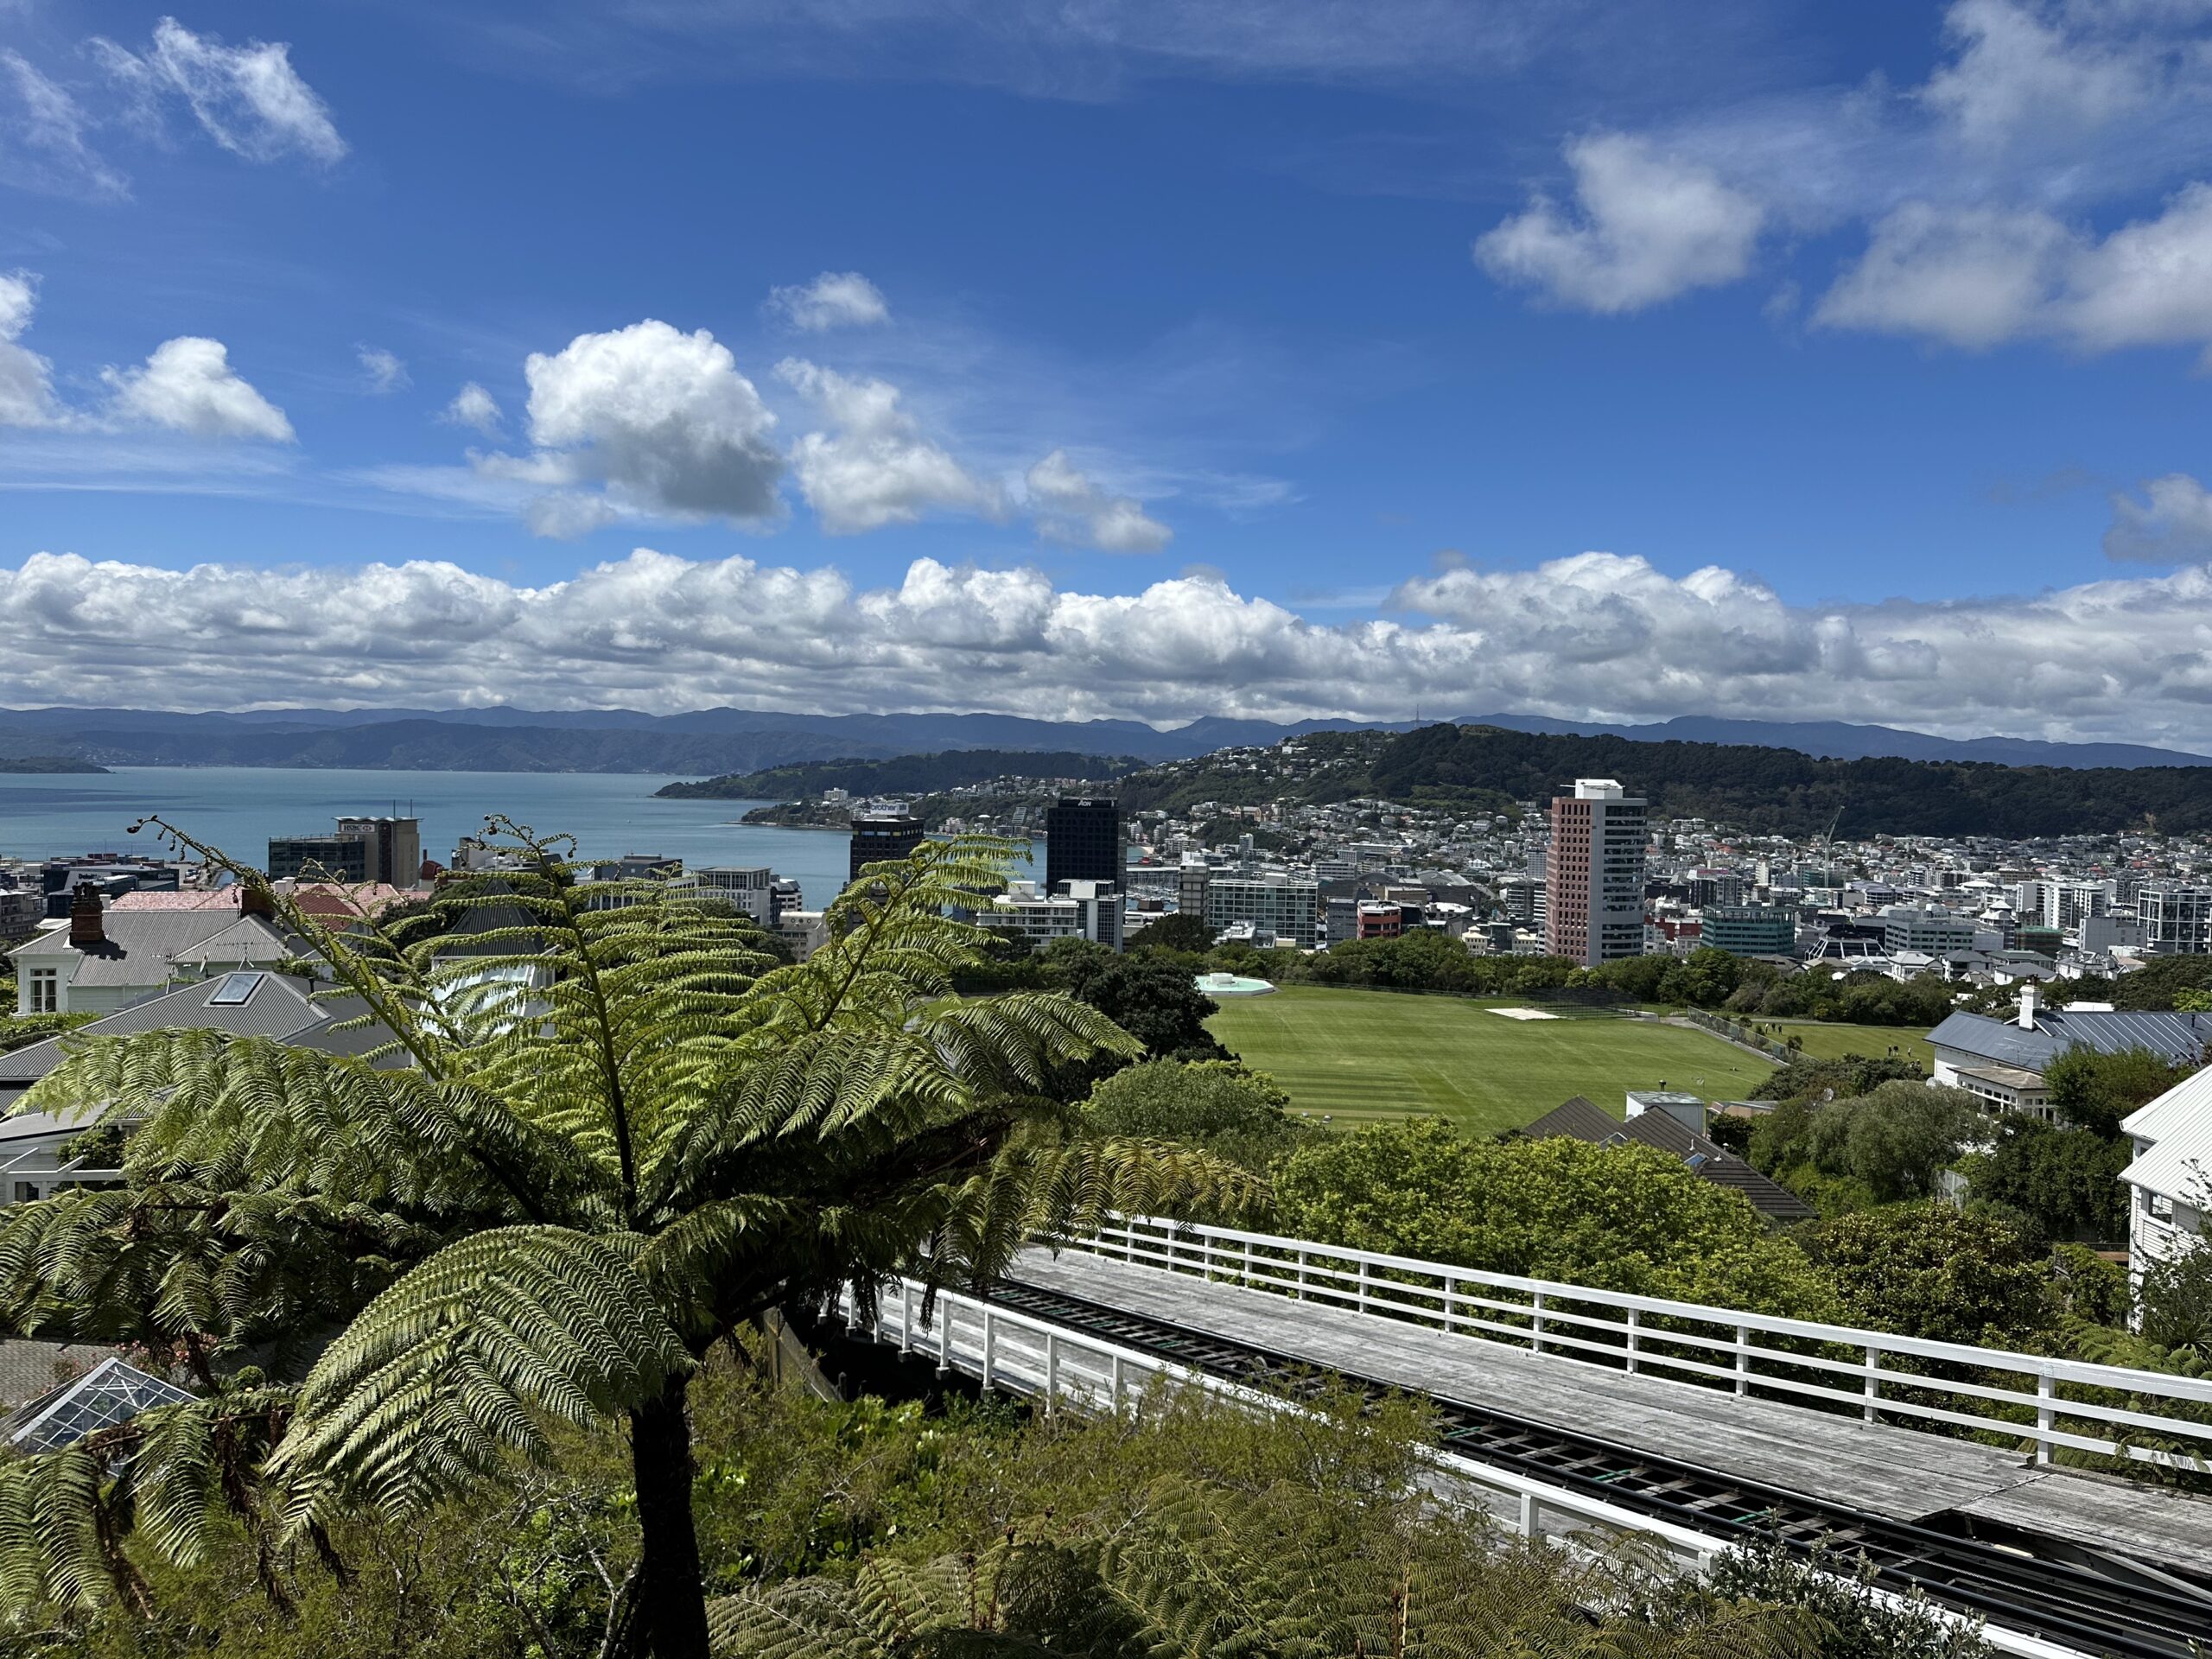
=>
[0,824,1247,1656]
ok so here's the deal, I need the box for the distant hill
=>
[657,749,1147,800]
[0,755,107,774]
[1366,725,2212,837]
[0,703,2205,775]
[1116,724,2212,837]
[1456,713,2212,772]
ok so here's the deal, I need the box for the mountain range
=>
[0,705,2204,775]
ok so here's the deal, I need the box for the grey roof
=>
[0,973,399,1096]
[6,911,292,988]
[1521,1095,1817,1224]
[1929,1008,2212,1072]
[167,916,297,971]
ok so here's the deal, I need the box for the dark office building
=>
[849,813,925,886]
[1045,797,1122,891]
[266,835,371,882]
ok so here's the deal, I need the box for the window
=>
[27,969,58,1014]
[207,971,266,1007]
[2150,1192,2175,1224]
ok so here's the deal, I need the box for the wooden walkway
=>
[1009,1248,2212,1573]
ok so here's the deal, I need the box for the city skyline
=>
[9,3,2212,743]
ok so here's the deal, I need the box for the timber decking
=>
[1007,1248,2212,1572]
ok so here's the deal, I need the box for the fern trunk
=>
[629,1376,711,1659]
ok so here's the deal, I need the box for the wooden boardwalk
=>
[1009,1248,2212,1573]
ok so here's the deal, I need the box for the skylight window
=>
[207,971,266,1007]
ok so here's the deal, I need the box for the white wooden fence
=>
[1065,1216,2212,1475]
[838,1275,2094,1659]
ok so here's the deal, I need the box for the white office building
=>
[2139,886,2212,956]
[1205,873,1321,950]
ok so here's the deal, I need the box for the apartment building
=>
[1543,779,1647,967]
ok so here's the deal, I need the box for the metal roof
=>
[7,911,293,988]
[0,974,397,1096]
[1521,1095,1817,1223]
[1929,1008,2212,1073]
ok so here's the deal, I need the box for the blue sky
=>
[7,1,2212,745]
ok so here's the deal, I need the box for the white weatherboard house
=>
[7,886,294,1018]
[1925,983,2212,1122]
[2121,1063,2212,1301]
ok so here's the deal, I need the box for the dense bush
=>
[1081,1059,1317,1176]
[1274,1117,1842,1319]
[1806,1204,2056,1346]
[1963,1122,2132,1243]
[2044,1047,2196,1138]
[1748,1084,1980,1208]
[1753,1054,1928,1103]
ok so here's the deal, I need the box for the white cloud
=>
[5,546,2212,751]
[1921,0,2157,148]
[102,336,295,442]
[1813,202,2073,348]
[768,271,891,331]
[2105,473,2212,562]
[1474,132,1764,314]
[777,357,1000,533]
[481,320,784,536]
[1817,184,2212,359]
[2,48,130,199]
[441,381,503,435]
[92,16,344,166]
[357,345,409,394]
[1025,449,1172,552]
[0,270,64,429]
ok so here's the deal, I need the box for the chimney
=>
[68,881,105,950]
[238,882,276,923]
[2018,981,2038,1030]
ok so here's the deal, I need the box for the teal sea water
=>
[0,767,1039,911]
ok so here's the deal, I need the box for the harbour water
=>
[0,766,1042,911]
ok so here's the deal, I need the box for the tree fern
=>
[0,820,1254,1655]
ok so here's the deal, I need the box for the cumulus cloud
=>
[441,381,503,435]
[102,336,295,442]
[479,320,784,536]
[768,271,891,331]
[2,49,130,199]
[1025,449,1172,552]
[1921,0,2157,149]
[5,545,2212,750]
[0,270,64,429]
[92,16,345,165]
[2105,473,2212,562]
[1814,203,2074,348]
[1474,133,1764,313]
[357,345,409,394]
[778,357,1001,533]
[1817,185,2212,358]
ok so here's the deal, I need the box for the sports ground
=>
[1205,985,1778,1137]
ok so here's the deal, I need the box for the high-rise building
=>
[1204,873,1321,949]
[270,816,421,884]
[1045,796,1122,891]
[334,817,423,886]
[1543,779,1647,967]
[696,866,779,926]
[849,812,925,886]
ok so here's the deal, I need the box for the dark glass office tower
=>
[1046,797,1122,890]
[849,813,925,885]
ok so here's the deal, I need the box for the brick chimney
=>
[68,882,105,950]
[237,882,276,923]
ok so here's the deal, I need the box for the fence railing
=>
[1065,1217,2212,1475]
[838,1276,2090,1659]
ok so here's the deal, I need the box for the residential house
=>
[8,885,297,1018]
[1926,983,2212,1122]
[1518,1092,1816,1224]
[2120,1065,2212,1304]
[0,969,397,1205]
